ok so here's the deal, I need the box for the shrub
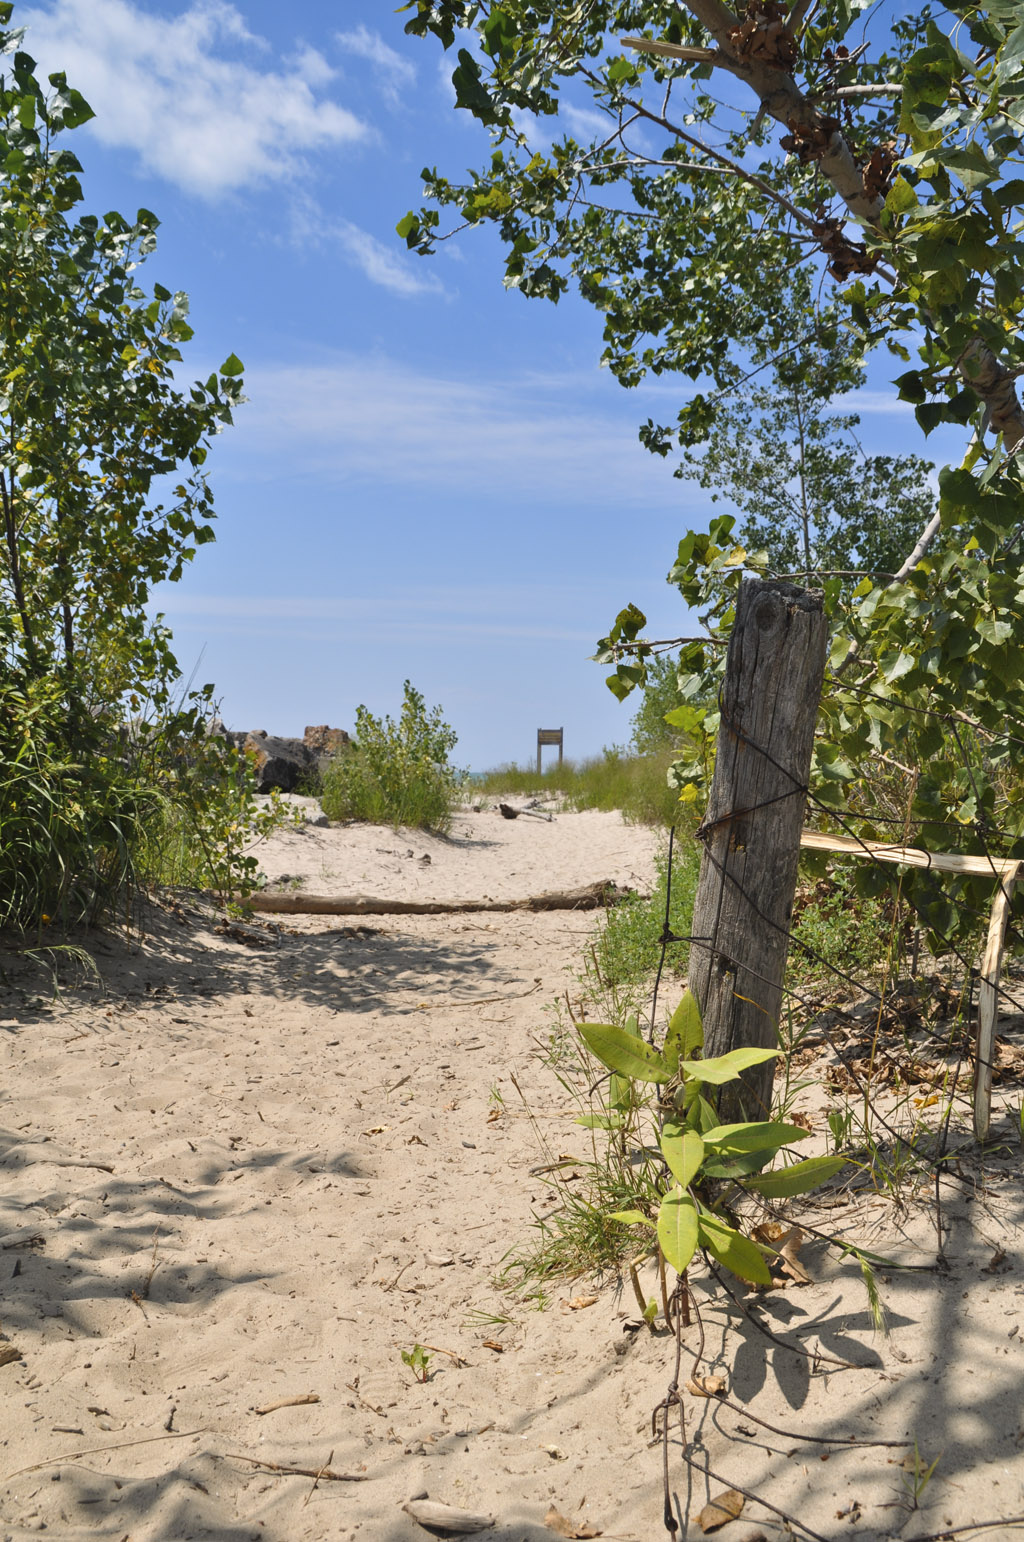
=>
[320,681,464,832]
[0,678,281,931]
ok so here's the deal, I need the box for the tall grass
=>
[0,675,284,933]
[474,747,683,826]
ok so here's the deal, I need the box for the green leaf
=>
[609,1208,655,1228]
[749,1155,846,1198]
[885,175,919,215]
[664,989,702,1070]
[679,1046,779,1085]
[697,1213,772,1286]
[578,1022,673,1083]
[219,353,244,378]
[660,1124,704,1188]
[657,1189,699,1274]
[702,1120,810,1155]
[576,1112,624,1130]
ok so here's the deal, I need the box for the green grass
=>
[474,747,684,826]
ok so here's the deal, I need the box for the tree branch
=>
[634,8,1024,449]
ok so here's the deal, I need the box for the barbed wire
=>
[642,677,1021,1534]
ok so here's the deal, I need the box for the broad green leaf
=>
[578,1023,673,1083]
[702,1121,810,1155]
[575,1112,624,1130]
[660,1124,704,1188]
[749,1156,846,1198]
[664,989,702,1071]
[698,1214,772,1286]
[657,1189,699,1274]
[609,1208,654,1228]
[219,353,244,377]
[679,1047,779,1085]
[885,175,919,215]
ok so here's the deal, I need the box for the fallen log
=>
[214,879,630,916]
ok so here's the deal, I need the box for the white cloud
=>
[21,0,368,197]
[148,589,596,645]
[333,221,442,298]
[287,195,442,298]
[215,352,701,507]
[335,24,416,103]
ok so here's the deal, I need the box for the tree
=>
[401,0,1024,948]
[673,323,935,586]
[0,7,247,926]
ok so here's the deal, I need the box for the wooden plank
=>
[801,828,1022,1142]
[800,829,1020,879]
[975,871,1019,1141]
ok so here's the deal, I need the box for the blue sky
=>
[17,0,950,768]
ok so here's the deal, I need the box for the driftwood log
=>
[217,879,630,917]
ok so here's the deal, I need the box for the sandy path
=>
[0,810,1022,1541]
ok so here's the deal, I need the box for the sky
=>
[13,0,957,769]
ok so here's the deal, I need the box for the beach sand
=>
[0,805,1022,1541]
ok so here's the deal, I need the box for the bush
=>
[320,681,464,832]
[0,677,281,932]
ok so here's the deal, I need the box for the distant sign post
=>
[537,727,563,776]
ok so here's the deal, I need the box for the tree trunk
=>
[688,579,827,1120]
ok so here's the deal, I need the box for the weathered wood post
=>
[688,580,828,1120]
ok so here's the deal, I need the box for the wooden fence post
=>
[688,579,828,1121]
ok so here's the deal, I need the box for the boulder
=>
[303,724,350,761]
[242,732,315,794]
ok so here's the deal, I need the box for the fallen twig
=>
[413,983,541,1011]
[254,1394,320,1415]
[302,1448,334,1508]
[225,1453,367,1482]
[3,1427,207,1482]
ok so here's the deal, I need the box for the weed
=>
[320,681,464,833]
[473,747,685,827]
[400,1344,431,1383]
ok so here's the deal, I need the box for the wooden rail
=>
[800,830,1022,1140]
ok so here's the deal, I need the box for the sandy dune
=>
[0,807,1022,1542]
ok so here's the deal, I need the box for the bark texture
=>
[688,579,827,1120]
[221,879,628,916]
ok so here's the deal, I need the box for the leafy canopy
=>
[403,0,1024,943]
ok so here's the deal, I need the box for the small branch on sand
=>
[224,1453,367,1482]
[254,1394,320,1415]
[215,880,631,917]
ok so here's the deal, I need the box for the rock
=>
[213,724,350,792]
[304,724,350,760]
[242,733,315,794]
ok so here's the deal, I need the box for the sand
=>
[0,804,1022,1542]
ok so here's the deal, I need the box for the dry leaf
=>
[778,1227,810,1285]
[544,1506,603,1539]
[363,1126,389,1136]
[482,1339,504,1353]
[566,1295,598,1311]
[686,1374,726,1398]
[406,1135,427,1146]
[697,1489,744,1533]
[487,1108,501,1123]
[984,1247,1007,1273]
